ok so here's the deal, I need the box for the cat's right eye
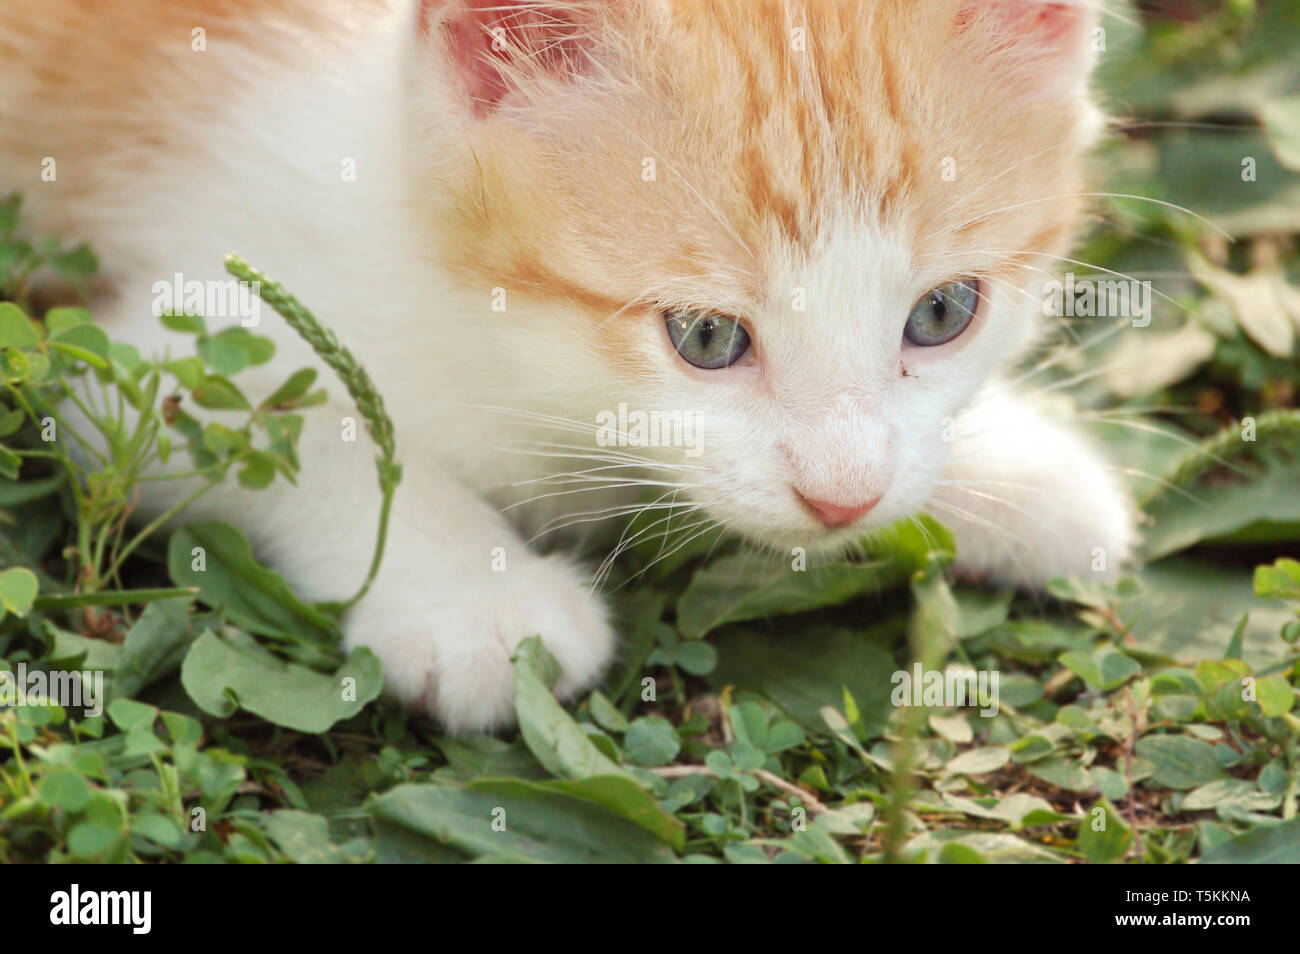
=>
[664,309,752,370]
[904,279,980,347]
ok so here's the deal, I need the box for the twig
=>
[649,764,829,815]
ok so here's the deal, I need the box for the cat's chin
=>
[729,514,911,559]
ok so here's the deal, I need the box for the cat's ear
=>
[955,0,1103,95]
[417,0,602,117]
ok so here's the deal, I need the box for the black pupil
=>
[697,319,716,347]
[931,293,949,324]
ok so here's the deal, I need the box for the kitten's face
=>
[418,0,1101,550]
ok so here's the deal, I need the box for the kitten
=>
[1,0,1135,732]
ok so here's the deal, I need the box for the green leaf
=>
[197,333,249,376]
[1261,96,1300,171]
[160,312,206,335]
[1254,674,1294,717]
[43,306,91,336]
[1142,413,1300,560]
[264,811,350,863]
[260,368,318,411]
[191,376,251,411]
[512,636,635,782]
[180,631,382,733]
[107,697,157,731]
[37,769,93,812]
[236,450,277,490]
[0,472,64,507]
[0,302,40,348]
[1201,817,1300,863]
[947,747,1010,776]
[709,623,900,736]
[0,445,19,480]
[164,357,205,391]
[49,321,109,358]
[369,778,680,863]
[587,690,629,733]
[677,518,952,639]
[1060,647,1141,690]
[66,822,125,860]
[52,243,97,280]
[1076,800,1132,864]
[1255,558,1300,601]
[906,830,1066,864]
[623,717,681,767]
[167,522,338,647]
[0,566,38,618]
[1116,558,1295,665]
[1135,735,1231,790]
[112,597,195,699]
[132,812,184,850]
[672,638,717,676]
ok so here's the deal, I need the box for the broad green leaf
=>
[180,631,381,733]
[236,450,277,490]
[49,321,109,358]
[191,376,251,411]
[709,622,900,736]
[0,566,38,618]
[1254,674,1294,717]
[1255,558,1300,601]
[37,769,93,812]
[1201,817,1300,863]
[264,810,355,863]
[164,357,205,391]
[167,521,338,647]
[112,597,195,699]
[197,333,249,376]
[260,368,318,411]
[368,778,680,862]
[1076,800,1132,864]
[160,312,206,335]
[947,747,1010,776]
[0,472,64,506]
[43,306,91,337]
[106,698,156,731]
[1117,559,1294,665]
[512,636,635,782]
[1142,416,1300,560]
[623,716,680,767]
[0,302,40,348]
[676,517,952,639]
[906,830,1066,864]
[52,244,97,280]
[1135,735,1231,790]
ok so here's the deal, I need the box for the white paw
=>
[936,410,1140,588]
[342,553,614,733]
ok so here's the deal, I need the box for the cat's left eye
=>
[664,309,751,370]
[904,279,980,347]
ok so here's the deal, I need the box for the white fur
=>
[3,0,1136,731]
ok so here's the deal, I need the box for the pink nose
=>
[797,493,879,528]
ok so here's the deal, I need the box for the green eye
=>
[665,309,751,369]
[904,279,980,346]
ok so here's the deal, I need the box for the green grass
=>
[1,0,1299,864]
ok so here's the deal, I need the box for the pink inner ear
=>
[420,0,588,117]
[956,1,1093,55]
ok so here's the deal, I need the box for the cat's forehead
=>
[436,0,1096,315]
